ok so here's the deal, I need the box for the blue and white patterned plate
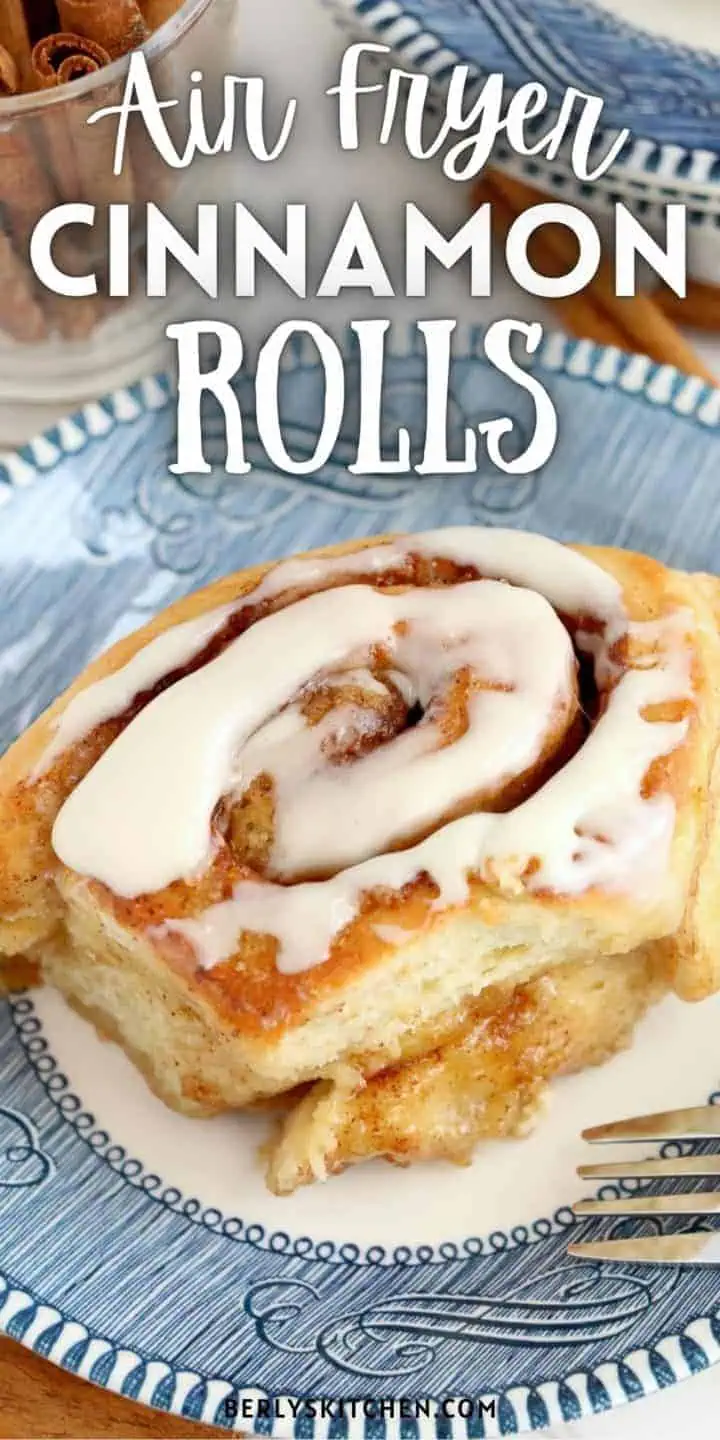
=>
[332,0,720,206]
[3,328,720,1436]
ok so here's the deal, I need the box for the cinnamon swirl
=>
[1,527,719,1183]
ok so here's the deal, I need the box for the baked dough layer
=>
[265,945,670,1193]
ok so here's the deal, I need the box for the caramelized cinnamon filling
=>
[40,550,607,900]
[39,531,694,987]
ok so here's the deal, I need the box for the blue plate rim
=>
[332,0,720,205]
[3,985,720,1433]
[2,323,720,1434]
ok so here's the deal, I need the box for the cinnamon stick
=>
[0,43,57,245]
[27,33,122,336]
[0,41,20,95]
[0,3,153,344]
[71,80,137,206]
[57,0,150,59]
[30,35,97,203]
[0,123,57,243]
[31,33,134,205]
[31,32,111,88]
[473,176,623,349]
[138,0,183,28]
[479,171,716,384]
[655,280,720,334]
[0,39,49,342]
[0,0,33,89]
[0,227,48,342]
[0,0,187,344]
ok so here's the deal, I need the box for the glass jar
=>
[0,0,238,426]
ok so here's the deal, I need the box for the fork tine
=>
[568,1232,720,1265]
[578,1155,720,1181]
[583,1105,720,1143]
[574,1191,720,1217]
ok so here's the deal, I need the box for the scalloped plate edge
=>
[1,1257,719,1434]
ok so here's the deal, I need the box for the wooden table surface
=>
[0,1337,223,1438]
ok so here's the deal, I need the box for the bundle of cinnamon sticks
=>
[474,171,719,385]
[0,0,184,342]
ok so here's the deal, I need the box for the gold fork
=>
[568,1105,720,1264]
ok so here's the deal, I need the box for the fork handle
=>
[583,1104,720,1143]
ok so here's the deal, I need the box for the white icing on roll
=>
[165,654,687,976]
[37,605,235,776]
[47,527,694,975]
[44,528,617,774]
[254,526,622,621]
[233,582,576,875]
[53,580,574,892]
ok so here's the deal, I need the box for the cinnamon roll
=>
[1,527,719,1184]
[266,946,672,1194]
